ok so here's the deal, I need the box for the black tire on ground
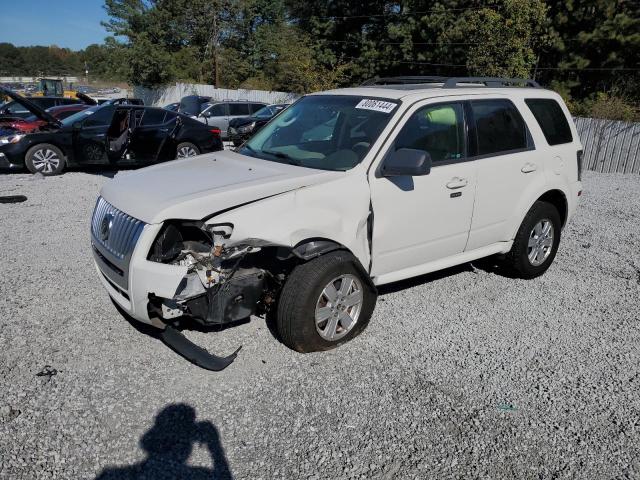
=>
[232,140,242,147]
[276,250,377,353]
[25,144,66,175]
[175,142,200,159]
[504,200,562,279]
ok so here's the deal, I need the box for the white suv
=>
[91,77,582,369]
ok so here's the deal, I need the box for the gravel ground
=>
[0,170,639,479]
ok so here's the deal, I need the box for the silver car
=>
[195,101,267,139]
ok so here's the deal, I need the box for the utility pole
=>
[213,11,219,87]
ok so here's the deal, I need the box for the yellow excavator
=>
[31,78,77,98]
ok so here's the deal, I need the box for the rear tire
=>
[175,142,200,159]
[504,201,561,279]
[276,251,376,353]
[25,144,66,175]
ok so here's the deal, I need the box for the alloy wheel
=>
[528,219,554,266]
[314,274,363,341]
[32,148,60,173]
[177,146,198,158]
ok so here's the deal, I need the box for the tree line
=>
[1,0,638,119]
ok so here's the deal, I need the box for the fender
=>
[209,173,372,269]
[507,185,570,240]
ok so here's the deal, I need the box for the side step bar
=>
[160,326,241,371]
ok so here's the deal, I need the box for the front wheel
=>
[175,142,200,159]
[276,251,377,353]
[504,201,561,279]
[25,144,66,175]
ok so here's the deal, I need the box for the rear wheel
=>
[504,201,561,279]
[25,144,66,175]
[175,142,200,159]
[276,251,376,353]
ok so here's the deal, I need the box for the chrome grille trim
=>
[91,197,145,260]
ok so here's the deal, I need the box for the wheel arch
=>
[537,189,568,227]
[24,141,69,170]
[508,187,569,241]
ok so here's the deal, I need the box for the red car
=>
[0,104,91,133]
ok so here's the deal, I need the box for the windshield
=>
[61,105,103,126]
[239,95,399,171]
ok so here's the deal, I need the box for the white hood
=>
[100,150,343,224]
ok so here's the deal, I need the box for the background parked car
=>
[0,96,81,121]
[163,102,179,112]
[0,88,223,175]
[194,100,267,139]
[178,95,211,117]
[0,104,91,133]
[228,103,289,146]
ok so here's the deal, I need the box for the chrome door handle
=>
[446,177,468,189]
[521,163,537,173]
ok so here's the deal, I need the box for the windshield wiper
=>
[262,150,301,166]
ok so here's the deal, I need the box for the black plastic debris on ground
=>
[36,365,59,382]
[0,195,27,204]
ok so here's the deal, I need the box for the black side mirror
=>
[381,148,432,177]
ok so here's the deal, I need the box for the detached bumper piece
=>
[160,325,241,371]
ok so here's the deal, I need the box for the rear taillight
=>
[209,128,221,136]
[577,149,583,181]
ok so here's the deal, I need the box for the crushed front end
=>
[91,197,291,370]
[145,221,287,328]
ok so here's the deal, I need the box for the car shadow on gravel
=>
[94,403,233,479]
[377,263,476,295]
[0,165,137,178]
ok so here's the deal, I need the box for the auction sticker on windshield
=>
[355,99,396,114]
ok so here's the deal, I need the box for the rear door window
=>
[471,99,530,156]
[249,103,265,113]
[206,104,227,117]
[141,108,166,126]
[525,98,573,145]
[229,103,250,116]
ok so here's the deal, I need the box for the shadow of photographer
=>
[95,403,233,479]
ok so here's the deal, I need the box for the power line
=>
[297,6,493,21]
[341,56,640,71]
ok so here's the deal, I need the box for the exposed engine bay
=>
[146,221,292,328]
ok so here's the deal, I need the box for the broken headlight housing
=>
[149,221,233,265]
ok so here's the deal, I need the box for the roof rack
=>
[361,76,541,88]
[361,76,448,86]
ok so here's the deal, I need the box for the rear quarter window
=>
[525,98,573,145]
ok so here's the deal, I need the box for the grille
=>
[91,197,145,260]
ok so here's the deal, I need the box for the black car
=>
[228,104,289,146]
[178,95,212,117]
[0,89,223,175]
[0,96,81,121]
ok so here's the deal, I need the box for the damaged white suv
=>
[92,77,582,369]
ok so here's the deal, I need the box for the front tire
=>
[504,201,561,279]
[175,142,200,159]
[25,144,66,175]
[276,251,377,353]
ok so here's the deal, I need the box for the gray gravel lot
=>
[1,170,639,479]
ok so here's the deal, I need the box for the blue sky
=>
[0,0,110,50]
